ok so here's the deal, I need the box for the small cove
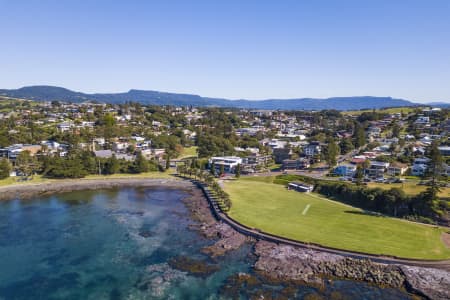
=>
[0,187,416,299]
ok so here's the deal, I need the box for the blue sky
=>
[1,0,449,102]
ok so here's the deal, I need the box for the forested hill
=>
[0,85,418,110]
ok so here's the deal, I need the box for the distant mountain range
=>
[0,85,442,110]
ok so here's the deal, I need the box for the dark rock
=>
[168,256,219,277]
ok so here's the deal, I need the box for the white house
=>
[287,182,314,193]
[208,156,243,174]
[387,162,409,176]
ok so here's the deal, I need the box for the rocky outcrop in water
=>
[254,241,450,300]
[201,222,248,257]
[168,256,219,277]
[136,263,187,298]
[401,265,450,300]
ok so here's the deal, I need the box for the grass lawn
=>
[0,175,50,187]
[178,146,198,159]
[84,170,174,180]
[0,171,175,187]
[368,182,450,199]
[224,179,450,260]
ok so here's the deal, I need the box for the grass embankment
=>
[0,175,49,187]
[178,146,198,159]
[224,178,450,260]
[84,170,174,180]
[368,182,450,199]
[0,171,174,187]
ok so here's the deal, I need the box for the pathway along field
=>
[224,179,450,260]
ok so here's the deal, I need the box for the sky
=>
[0,0,449,103]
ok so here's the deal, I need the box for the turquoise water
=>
[0,187,415,299]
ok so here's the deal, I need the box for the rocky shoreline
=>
[0,178,193,201]
[254,241,450,300]
[182,187,249,257]
[183,183,450,300]
[2,178,449,299]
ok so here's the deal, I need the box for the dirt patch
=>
[442,232,450,249]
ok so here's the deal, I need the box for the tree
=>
[324,137,339,167]
[210,162,216,176]
[43,156,88,179]
[16,150,37,178]
[0,158,12,179]
[219,164,225,176]
[339,139,354,155]
[355,164,364,185]
[165,154,171,170]
[133,152,150,173]
[353,122,366,148]
[235,163,241,178]
[392,122,401,138]
[104,155,120,175]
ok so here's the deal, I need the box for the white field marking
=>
[302,204,311,215]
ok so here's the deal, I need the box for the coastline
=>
[184,180,450,300]
[0,177,192,201]
[1,176,449,299]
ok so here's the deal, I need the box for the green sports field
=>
[224,179,450,260]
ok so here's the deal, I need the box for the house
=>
[93,137,106,146]
[366,161,390,178]
[387,162,409,176]
[273,148,291,164]
[57,122,73,132]
[112,142,129,152]
[242,153,271,166]
[0,144,42,160]
[411,164,427,176]
[304,142,321,157]
[208,156,243,173]
[413,157,431,165]
[267,139,287,149]
[367,126,382,137]
[282,159,298,170]
[415,116,430,125]
[351,155,367,164]
[333,164,356,177]
[287,182,314,193]
[153,148,166,158]
[282,158,310,170]
[131,136,145,142]
[94,150,113,158]
[438,146,450,156]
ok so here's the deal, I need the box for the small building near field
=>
[287,182,314,193]
[387,162,409,176]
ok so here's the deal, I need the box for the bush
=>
[0,158,12,179]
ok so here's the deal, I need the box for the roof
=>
[94,150,113,158]
[389,162,408,168]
